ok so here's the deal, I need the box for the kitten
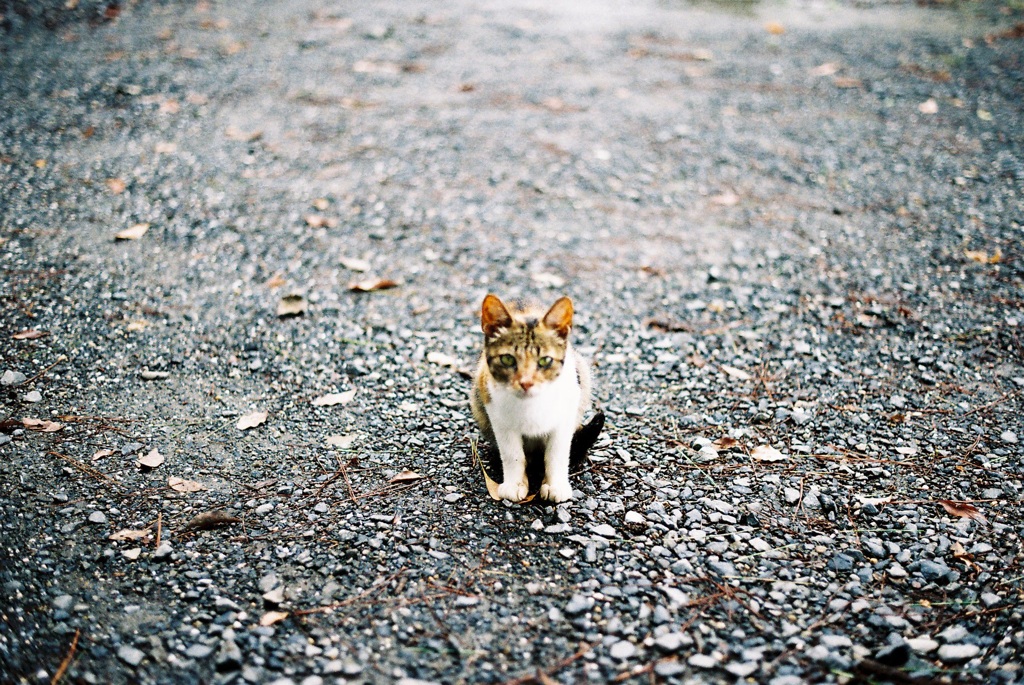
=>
[470,294,592,503]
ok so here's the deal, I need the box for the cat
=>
[470,293,595,503]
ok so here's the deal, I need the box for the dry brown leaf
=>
[12,329,48,340]
[92,448,115,461]
[115,223,149,240]
[105,178,127,194]
[712,436,739,451]
[277,294,307,317]
[260,611,290,627]
[810,62,839,77]
[348,278,399,292]
[964,249,1001,264]
[765,22,785,35]
[137,449,164,469]
[325,434,357,449]
[720,365,752,381]
[237,411,268,431]
[22,417,64,432]
[184,509,241,530]
[390,470,425,484]
[168,476,205,493]
[833,77,863,89]
[340,257,371,272]
[109,528,150,541]
[313,389,356,407]
[750,445,787,462]
[938,500,988,524]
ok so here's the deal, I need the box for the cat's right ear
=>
[481,294,513,338]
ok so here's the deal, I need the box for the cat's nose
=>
[519,378,534,392]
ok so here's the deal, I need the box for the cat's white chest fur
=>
[485,348,581,439]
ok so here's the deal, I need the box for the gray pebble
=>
[564,594,593,615]
[52,595,73,611]
[152,542,173,561]
[688,653,717,668]
[654,632,685,653]
[725,662,758,677]
[609,640,635,660]
[1,370,27,386]
[937,644,980,662]
[24,390,41,403]
[87,511,107,524]
[185,644,215,659]
[117,645,146,667]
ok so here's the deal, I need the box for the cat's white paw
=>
[497,478,530,502]
[539,480,573,503]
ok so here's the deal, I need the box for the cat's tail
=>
[569,410,605,471]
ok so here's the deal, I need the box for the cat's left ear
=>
[543,297,574,338]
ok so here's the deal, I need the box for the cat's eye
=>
[538,356,554,368]
[498,354,516,368]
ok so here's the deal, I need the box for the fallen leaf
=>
[390,470,425,484]
[184,509,241,529]
[833,77,863,89]
[115,223,149,240]
[810,62,839,77]
[237,411,268,430]
[326,434,357,449]
[109,528,150,541]
[138,449,164,469]
[312,390,356,407]
[765,22,785,35]
[918,98,939,114]
[427,351,459,368]
[92,448,115,461]
[277,294,307,317]
[720,365,752,381]
[348,278,399,292]
[105,178,127,194]
[712,436,739,450]
[340,257,371,272]
[938,500,988,524]
[168,476,205,493]
[260,611,289,627]
[22,418,64,432]
[12,329,48,340]
[265,273,286,289]
[964,248,1001,264]
[750,445,787,462]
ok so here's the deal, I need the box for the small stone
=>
[565,594,593,615]
[123,548,142,560]
[24,390,42,403]
[214,596,239,611]
[258,573,279,593]
[688,653,717,668]
[87,511,107,524]
[443,493,463,503]
[186,644,215,659]
[725,662,758,677]
[152,542,173,561]
[783,488,801,504]
[216,638,242,672]
[263,587,285,605]
[1,370,27,386]
[342,660,363,675]
[654,632,684,653]
[140,371,170,381]
[455,595,479,607]
[117,645,146,667]
[255,503,274,515]
[915,559,952,583]
[888,562,908,578]
[937,625,969,643]
[907,637,939,653]
[52,595,74,611]
[300,677,323,685]
[624,511,645,525]
[609,640,636,660]
[591,524,616,537]
[820,635,852,649]
[120,442,144,456]
[1001,430,1018,444]
[654,661,687,677]
[828,552,855,572]
[937,644,980,662]
[980,592,1000,608]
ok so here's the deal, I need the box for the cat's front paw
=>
[497,478,530,502]
[539,480,573,503]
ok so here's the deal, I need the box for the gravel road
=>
[2,1,1023,683]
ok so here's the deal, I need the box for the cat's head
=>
[479,294,574,396]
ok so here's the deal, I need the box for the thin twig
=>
[50,628,80,685]
[292,567,407,617]
[500,642,592,685]
[155,512,162,548]
[25,355,67,385]
[47,451,120,487]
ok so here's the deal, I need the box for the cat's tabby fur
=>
[470,294,592,503]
